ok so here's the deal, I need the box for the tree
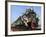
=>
[12,8,39,30]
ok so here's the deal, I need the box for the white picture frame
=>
[5,1,45,36]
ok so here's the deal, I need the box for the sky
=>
[11,5,41,23]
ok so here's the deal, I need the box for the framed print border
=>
[5,1,45,36]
